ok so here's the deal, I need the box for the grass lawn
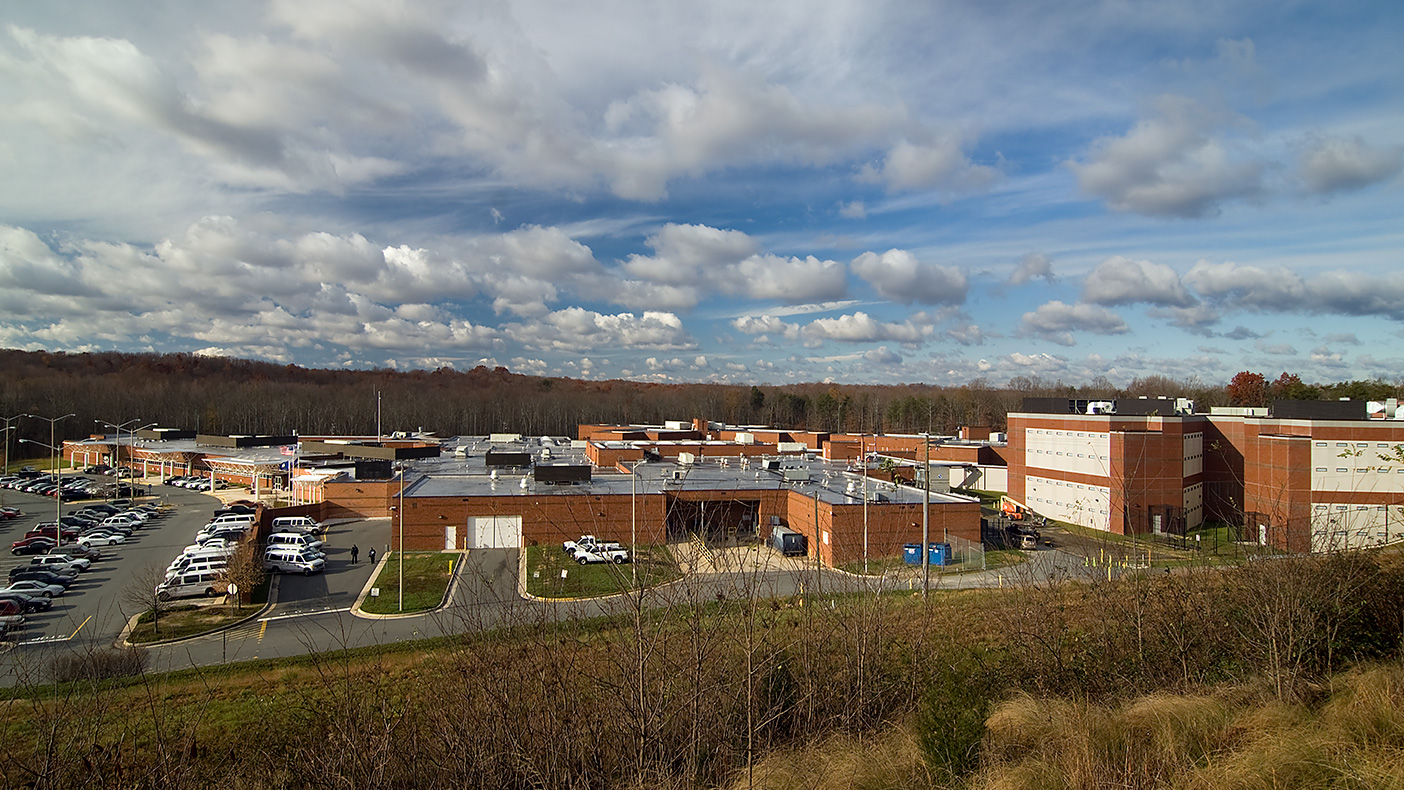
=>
[525,544,680,598]
[360,551,458,614]
[127,573,272,643]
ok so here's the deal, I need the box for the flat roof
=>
[403,438,975,506]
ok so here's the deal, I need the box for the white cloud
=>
[863,346,903,365]
[850,249,967,305]
[733,315,799,339]
[1019,301,1130,346]
[621,223,758,285]
[1298,135,1403,195]
[838,200,866,219]
[1067,95,1265,218]
[1082,255,1195,307]
[1009,253,1054,287]
[801,311,930,346]
[730,254,848,303]
[505,308,697,353]
[860,136,998,194]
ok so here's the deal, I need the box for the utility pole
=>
[922,432,930,598]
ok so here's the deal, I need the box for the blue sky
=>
[0,0,1400,387]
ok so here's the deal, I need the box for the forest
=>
[1,348,1401,458]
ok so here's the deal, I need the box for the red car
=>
[24,526,80,543]
[0,507,21,520]
[10,536,57,555]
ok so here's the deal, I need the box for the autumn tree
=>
[1227,371,1267,406]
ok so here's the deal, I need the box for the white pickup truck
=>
[562,534,624,558]
[574,544,630,565]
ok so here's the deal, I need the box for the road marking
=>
[15,613,94,646]
[259,606,352,623]
[258,620,266,644]
[68,614,92,640]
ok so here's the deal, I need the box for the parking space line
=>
[68,614,92,640]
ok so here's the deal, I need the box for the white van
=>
[165,557,228,580]
[267,532,324,551]
[205,514,255,529]
[264,546,325,575]
[155,569,228,601]
[169,545,235,572]
[270,516,322,535]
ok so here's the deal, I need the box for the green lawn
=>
[127,574,271,644]
[524,544,680,598]
[360,551,458,614]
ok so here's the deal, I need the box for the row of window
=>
[1029,448,1109,460]
[1318,441,1401,448]
[1315,467,1403,473]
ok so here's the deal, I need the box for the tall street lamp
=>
[19,434,68,543]
[96,419,156,484]
[390,468,405,612]
[1,414,21,507]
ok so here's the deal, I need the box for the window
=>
[1358,442,1369,448]
[1338,442,1349,447]
[1317,442,1327,447]
[1337,468,1348,473]
[1316,467,1327,472]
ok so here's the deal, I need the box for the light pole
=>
[1,414,20,506]
[398,467,405,612]
[2,414,20,473]
[19,436,66,543]
[95,418,153,480]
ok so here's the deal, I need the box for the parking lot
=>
[0,471,224,646]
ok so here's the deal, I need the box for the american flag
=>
[280,445,296,456]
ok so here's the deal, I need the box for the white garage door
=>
[466,515,522,549]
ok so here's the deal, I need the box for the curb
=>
[117,575,280,648]
[348,551,465,620]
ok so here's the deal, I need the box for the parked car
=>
[61,544,102,561]
[0,590,53,612]
[30,554,91,573]
[77,531,127,547]
[7,568,76,587]
[0,599,25,628]
[2,579,65,599]
[83,464,112,475]
[24,526,80,543]
[0,507,22,519]
[10,536,56,555]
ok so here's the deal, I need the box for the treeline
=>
[1,349,1400,459]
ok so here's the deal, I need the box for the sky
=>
[0,0,1401,388]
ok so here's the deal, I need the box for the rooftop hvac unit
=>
[782,468,809,483]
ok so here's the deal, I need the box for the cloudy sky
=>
[1,1,1401,386]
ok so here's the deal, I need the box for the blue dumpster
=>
[928,542,953,566]
[902,543,922,565]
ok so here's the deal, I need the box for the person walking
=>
[351,544,359,564]
[368,547,376,565]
